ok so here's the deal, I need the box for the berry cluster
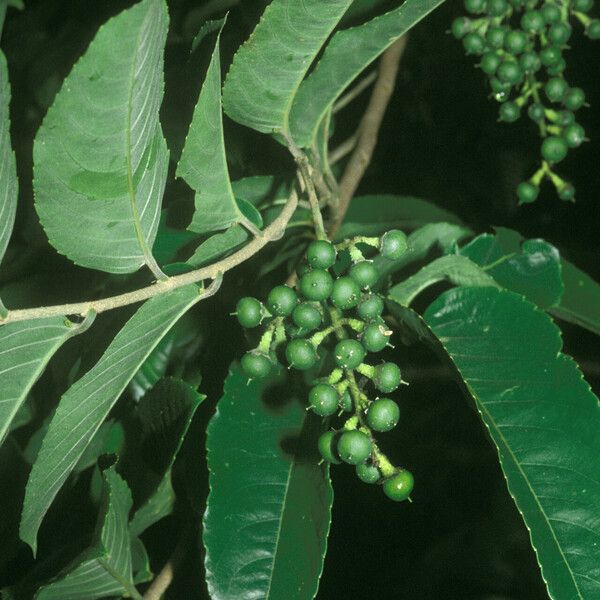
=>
[235,232,414,502]
[452,0,599,203]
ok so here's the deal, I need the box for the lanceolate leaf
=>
[33,0,169,275]
[0,315,92,448]
[20,285,203,554]
[186,225,248,267]
[204,366,333,600]
[177,26,245,234]
[222,0,354,135]
[423,287,600,600]
[0,50,18,266]
[289,0,447,147]
[129,473,174,537]
[35,466,138,600]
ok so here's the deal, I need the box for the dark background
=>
[1,1,598,599]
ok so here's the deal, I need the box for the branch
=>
[0,192,298,325]
[329,36,408,239]
[143,561,174,600]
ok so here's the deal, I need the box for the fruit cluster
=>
[235,232,414,502]
[452,0,599,203]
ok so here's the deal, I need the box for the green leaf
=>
[423,287,600,600]
[75,420,124,473]
[130,536,152,584]
[289,0,447,147]
[33,0,169,275]
[0,315,92,448]
[204,365,333,600]
[459,231,563,309]
[222,0,354,134]
[152,211,200,266]
[20,285,203,554]
[550,258,600,336]
[388,254,499,306]
[129,473,174,537]
[186,225,248,267]
[35,465,139,600]
[336,194,465,240]
[0,50,17,267]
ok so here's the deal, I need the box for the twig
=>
[329,36,408,239]
[332,70,378,114]
[0,192,298,325]
[329,133,358,166]
[143,562,174,600]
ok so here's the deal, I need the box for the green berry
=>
[517,181,540,204]
[464,0,486,13]
[267,285,298,316]
[486,26,507,49]
[556,110,575,126]
[520,10,544,32]
[545,77,568,103]
[587,20,600,40]
[236,297,263,328]
[541,2,561,22]
[349,261,379,289]
[380,230,408,260]
[548,22,572,45]
[309,384,339,416]
[318,431,341,463]
[306,240,337,269]
[563,87,585,111]
[241,351,272,379]
[331,276,361,310]
[546,58,566,76]
[540,46,562,67]
[296,260,312,278]
[299,269,334,301]
[374,362,402,393]
[337,430,372,465]
[563,123,585,148]
[285,339,317,370]
[367,398,400,432]
[487,0,508,16]
[357,294,385,322]
[292,302,322,331]
[480,52,501,75]
[541,136,568,163]
[362,324,391,353]
[334,339,366,369]
[463,32,486,55]
[489,77,511,101]
[451,16,471,39]
[497,60,523,85]
[528,103,545,121]
[573,0,594,11]
[499,101,521,122]
[519,51,541,73]
[504,30,528,54]
[356,463,381,484]
[383,470,414,502]
[558,183,576,201]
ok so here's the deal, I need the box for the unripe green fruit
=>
[367,398,400,432]
[331,276,361,310]
[374,362,402,393]
[285,339,317,370]
[517,181,540,204]
[464,0,486,13]
[383,470,414,502]
[497,60,523,85]
[556,110,575,126]
[299,269,334,301]
[487,0,508,16]
[292,302,322,331]
[236,297,263,328]
[241,351,272,379]
[520,10,544,32]
[563,123,585,148]
[334,339,366,369]
[545,77,567,103]
[480,52,501,75]
[306,240,337,269]
[519,51,541,73]
[463,32,486,55]
[540,46,562,67]
[267,285,297,316]
[563,87,585,111]
[451,16,471,39]
[357,294,385,322]
[540,2,561,23]
[573,0,594,11]
[486,26,506,49]
[362,324,391,353]
[546,58,566,76]
[541,136,568,163]
[558,183,576,201]
[337,430,372,465]
[318,431,341,463]
[548,22,572,45]
[380,230,408,260]
[527,103,545,122]
[489,77,511,100]
[356,463,381,484]
[499,101,520,123]
[296,260,312,278]
[349,261,379,289]
[309,384,339,416]
[587,20,600,40]
[503,30,528,55]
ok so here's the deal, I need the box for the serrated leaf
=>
[35,465,138,600]
[20,285,203,554]
[130,536,153,584]
[423,287,600,600]
[222,0,354,134]
[186,225,248,267]
[204,365,333,600]
[130,472,174,537]
[0,50,18,267]
[459,231,563,309]
[289,0,447,146]
[177,24,245,234]
[152,211,200,265]
[0,315,91,448]
[33,0,169,275]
